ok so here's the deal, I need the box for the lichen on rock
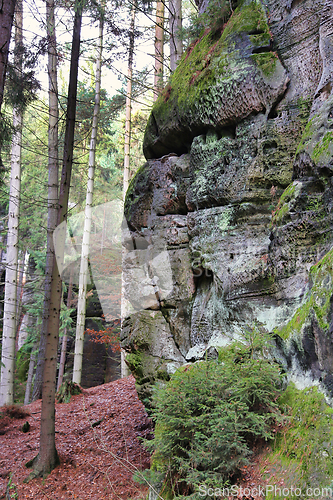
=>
[123,0,333,420]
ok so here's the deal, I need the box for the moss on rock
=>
[251,52,278,77]
[313,131,333,163]
[263,383,333,495]
[143,0,287,159]
[222,0,269,38]
[296,94,333,167]
[275,248,333,340]
[271,181,301,225]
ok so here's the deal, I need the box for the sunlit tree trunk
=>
[31,0,83,476]
[123,1,136,198]
[169,0,182,71]
[153,0,165,101]
[32,0,59,402]
[121,3,136,377]
[0,0,23,407]
[72,13,103,385]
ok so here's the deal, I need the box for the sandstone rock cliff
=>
[121,0,333,406]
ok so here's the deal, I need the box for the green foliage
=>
[2,105,49,251]
[145,328,284,498]
[263,384,333,495]
[0,112,13,171]
[6,473,18,499]
[16,352,30,383]
[56,381,82,404]
[250,52,278,77]
[58,79,147,208]
[182,0,237,43]
[274,248,333,340]
[74,81,124,146]
[312,131,333,162]
[5,39,41,113]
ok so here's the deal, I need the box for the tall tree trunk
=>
[32,0,59,402]
[31,1,83,476]
[153,0,165,101]
[0,0,23,407]
[72,13,103,385]
[57,268,73,391]
[123,1,136,199]
[121,3,136,378]
[0,0,16,113]
[169,0,182,71]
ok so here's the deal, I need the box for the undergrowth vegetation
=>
[141,329,285,499]
[264,384,333,496]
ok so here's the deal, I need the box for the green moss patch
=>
[263,384,333,495]
[251,52,278,77]
[271,181,300,225]
[313,131,333,163]
[296,95,333,165]
[163,0,269,108]
[250,32,271,47]
[143,0,282,158]
[275,248,333,340]
[222,0,269,39]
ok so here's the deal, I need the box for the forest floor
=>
[0,376,152,500]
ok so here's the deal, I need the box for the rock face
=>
[122,0,333,404]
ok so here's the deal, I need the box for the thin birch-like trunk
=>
[0,0,23,407]
[169,0,182,71]
[153,0,165,101]
[32,0,59,402]
[72,12,103,385]
[57,268,73,390]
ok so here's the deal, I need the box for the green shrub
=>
[146,329,284,498]
[56,381,82,404]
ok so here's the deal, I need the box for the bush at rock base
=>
[140,329,285,499]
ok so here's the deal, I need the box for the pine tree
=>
[32,0,59,402]
[0,0,16,113]
[153,0,165,100]
[29,0,84,476]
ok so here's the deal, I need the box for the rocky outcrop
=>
[122,0,333,404]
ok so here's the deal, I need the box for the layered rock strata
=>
[121,0,333,404]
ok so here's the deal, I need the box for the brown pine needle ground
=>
[0,376,152,500]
